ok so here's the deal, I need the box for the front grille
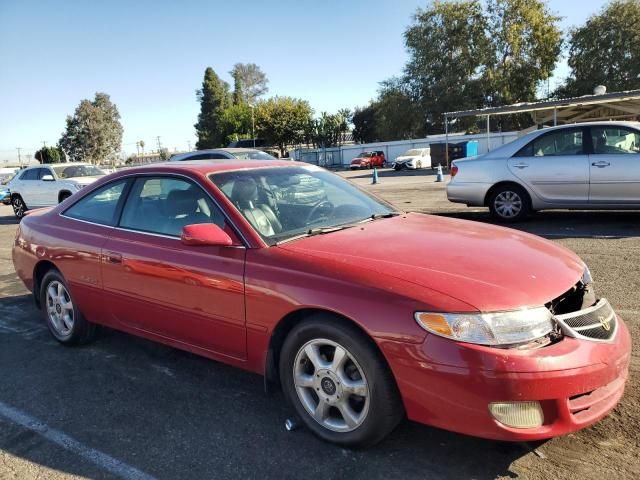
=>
[554,298,616,342]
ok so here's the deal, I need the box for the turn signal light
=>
[489,401,544,429]
[415,313,453,337]
[451,165,459,177]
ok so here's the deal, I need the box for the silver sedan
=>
[447,121,640,221]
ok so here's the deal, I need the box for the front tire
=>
[279,315,403,448]
[11,195,26,219]
[488,185,530,222]
[40,269,97,345]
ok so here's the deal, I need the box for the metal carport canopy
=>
[441,89,640,164]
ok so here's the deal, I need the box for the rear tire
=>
[40,269,97,345]
[488,185,530,222]
[11,195,26,219]
[279,314,404,448]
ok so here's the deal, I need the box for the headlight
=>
[414,307,553,346]
[582,265,592,285]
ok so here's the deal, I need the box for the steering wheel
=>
[305,200,334,224]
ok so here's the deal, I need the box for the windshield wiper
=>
[370,212,401,220]
[275,225,354,245]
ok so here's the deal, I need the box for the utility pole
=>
[156,136,162,153]
[250,104,256,148]
[16,147,22,167]
[187,140,192,151]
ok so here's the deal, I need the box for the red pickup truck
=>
[349,151,386,169]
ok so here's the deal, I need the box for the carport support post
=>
[486,114,491,152]
[444,114,449,168]
[553,107,558,126]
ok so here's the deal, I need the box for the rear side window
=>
[515,129,584,157]
[591,127,640,154]
[64,180,128,226]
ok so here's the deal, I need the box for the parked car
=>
[13,160,630,447]
[349,151,385,169]
[392,148,431,170]
[170,148,277,162]
[9,163,105,219]
[1,173,15,205]
[447,121,640,221]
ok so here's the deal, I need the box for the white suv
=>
[9,163,105,218]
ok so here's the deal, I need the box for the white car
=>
[392,148,431,170]
[9,163,105,218]
[447,121,640,221]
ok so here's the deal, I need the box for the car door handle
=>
[512,163,529,169]
[591,161,611,168]
[104,252,122,264]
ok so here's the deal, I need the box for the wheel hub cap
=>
[293,339,370,432]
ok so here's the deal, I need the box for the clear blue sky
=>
[0,0,606,164]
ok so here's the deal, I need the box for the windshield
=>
[358,152,373,158]
[1,174,15,185]
[233,150,277,160]
[404,149,423,156]
[53,164,105,179]
[210,166,398,244]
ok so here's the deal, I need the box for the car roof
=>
[114,160,306,176]
[23,162,92,169]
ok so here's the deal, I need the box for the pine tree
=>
[194,67,231,149]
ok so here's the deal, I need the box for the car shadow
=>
[347,168,441,181]
[0,291,531,480]
[436,210,640,240]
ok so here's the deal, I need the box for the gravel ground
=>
[0,169,638,479]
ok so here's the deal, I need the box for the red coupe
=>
[12,160,631,447]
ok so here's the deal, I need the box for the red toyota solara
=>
[13,160,631,447]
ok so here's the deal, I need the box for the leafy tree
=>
[194,67,231,149]
[375,79,424,140]
[558,0,640,97]
[404,0,490,133]
[158,148,171,161]
[255,96,313,156]
[401,0,561,133]
[220,103,253,144]
[59,92,123,164]
[35,146,65,164]
[352,104,379,143]
[230,63,269,105]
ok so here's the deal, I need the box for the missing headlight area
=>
[547,280,617,342]
[547,280,596,316]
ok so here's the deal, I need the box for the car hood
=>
[395,156,417,162]
[278,213,584,312]
[351,158,365,163]
[66,176,103,185]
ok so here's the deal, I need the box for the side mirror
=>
[41,175,55,182]
[181,223,233,247]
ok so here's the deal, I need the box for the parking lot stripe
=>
[0,400,156,480]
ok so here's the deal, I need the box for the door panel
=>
[101,231,247,359]
[38,168,59,206]
[100,175,247,359]
[508,128,589,204]
[588,126,640,204]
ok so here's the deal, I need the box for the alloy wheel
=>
[12,197,24,218]
[293,338,370,432]
[46,281,74,337]
[494,191,523,219]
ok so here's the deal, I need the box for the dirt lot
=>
[0,168,638,480]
